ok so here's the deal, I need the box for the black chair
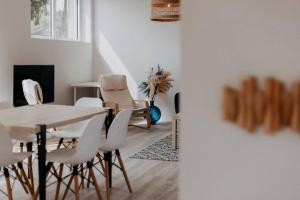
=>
[174,92,180,114]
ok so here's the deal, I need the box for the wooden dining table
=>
[0,104,113,200]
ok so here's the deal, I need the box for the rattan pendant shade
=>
[151,0,180,22]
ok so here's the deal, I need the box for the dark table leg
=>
[105,108,114,188]
[37,124,47,200]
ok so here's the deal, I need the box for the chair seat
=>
[98,144,125,152]
[10,131,55,143]
[0,152,32,167]
[47,148,77,164]
[47,148,92,165]
[51,130,82,139]
[10,132,36,142]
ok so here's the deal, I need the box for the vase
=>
[149,100,161,124]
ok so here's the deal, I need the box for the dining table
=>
[0,104,114,200]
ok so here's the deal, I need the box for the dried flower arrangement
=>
[139,65,174,102]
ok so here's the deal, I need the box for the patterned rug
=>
[129,135,179,162]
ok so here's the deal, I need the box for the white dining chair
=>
[44,114,106,200]
[54,97,103,148]
[97,108,133,200]
[0,101,37,188]
[22,79,43,105]
[0,122,34,200]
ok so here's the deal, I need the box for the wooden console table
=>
[71,82,101,103]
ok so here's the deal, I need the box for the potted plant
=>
[139,65,173,124]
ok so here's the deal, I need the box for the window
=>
[31,0,80,41]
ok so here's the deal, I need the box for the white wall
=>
[0,0,93,105]
[93,0,181,121]
[182,0,300,200]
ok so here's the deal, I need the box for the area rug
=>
[129,135,179,162]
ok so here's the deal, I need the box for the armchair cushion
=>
[100,74,127,91]
[102,90,133,109]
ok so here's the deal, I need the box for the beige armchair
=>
[99,74,151,129]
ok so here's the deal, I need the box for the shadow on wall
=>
[93,31,176,121]
[95,31,138,98]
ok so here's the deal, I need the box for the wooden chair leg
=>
[11,165,29,194]
[4,168,13,200]
[55,164,64,200]
[104,160,110,200]
[116,150,132,193]
[80,164,85,189]
[18,162,34,196]
[73,166,80,200]
[26,142,35,190]
[87,158,97,188]
[28,155,35,190]
[62,175,74,200]
[86,173,91,188]
[88,162,103,200]
[96,153,106,172]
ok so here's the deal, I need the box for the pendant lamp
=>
[151,0,180,22]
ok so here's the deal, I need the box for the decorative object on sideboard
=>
[151,0,180,22]
[222,76,300,134]
[139,65,173,124]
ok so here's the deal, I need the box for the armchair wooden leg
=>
[145,111,151,129]
[4,168,13,200]
[116,150,132,193]
[55,163,64,200]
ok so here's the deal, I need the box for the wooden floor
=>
[5,123,179,200]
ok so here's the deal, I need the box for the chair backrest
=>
[106,108,133,149]
[65,98,104,133]
[0,101,13,110]
[75,97,103,108]
[99,75,133,109]
[0,122,14,166]
[22,79,43,105]
[70,114,106,164]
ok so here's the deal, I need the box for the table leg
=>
[172,116,177,150]
[73,87,77,104]
[37,124,47,200]
[105,108,114,188]
[96,88,100,99]
[105,108,113,137]
[107,151,113,188]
